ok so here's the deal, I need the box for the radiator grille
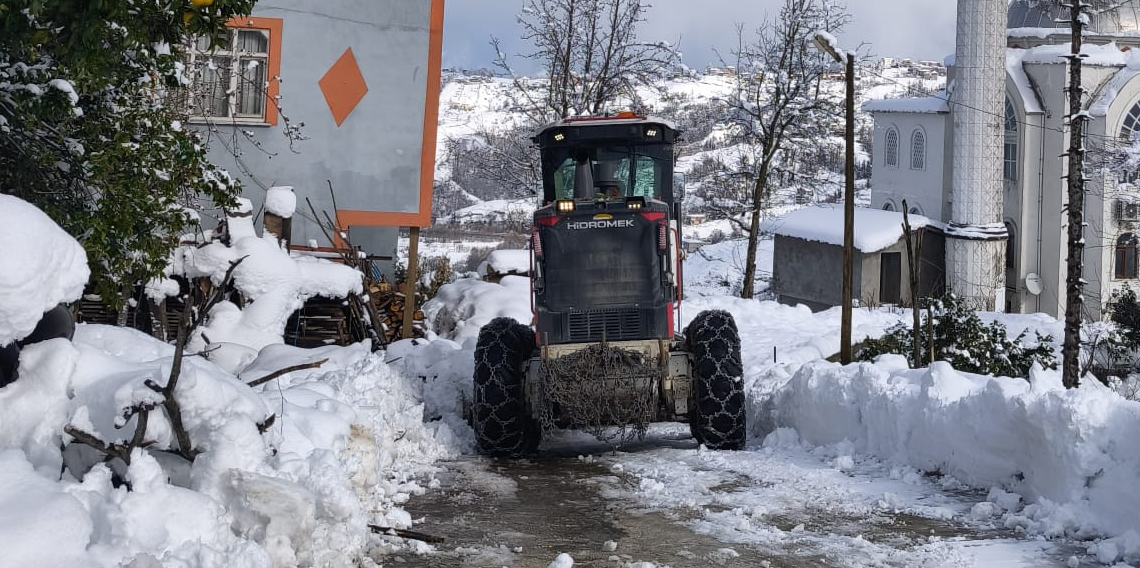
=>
[567,309,644,342]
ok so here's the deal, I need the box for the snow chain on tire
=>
[472,317,541,456]
[686,309,746,450]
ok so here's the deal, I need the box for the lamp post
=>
[813,31,855,365]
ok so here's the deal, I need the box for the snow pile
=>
[171,199,364,352]
[265,186,297,218]
[422,274,533,344]
[0,194,89,345]
[0,199,463,567]
[480,249,531,277]
[757,358,1140,554]
[0,323,461,568]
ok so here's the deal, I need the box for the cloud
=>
[442,0,959,72]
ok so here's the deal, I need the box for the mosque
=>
[861,0,1140,318]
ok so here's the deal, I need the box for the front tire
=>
[686,310,746,450]
[472,317,541,456]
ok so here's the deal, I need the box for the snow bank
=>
[758,360,1140,541]
[0,323,463,567]
[0,195,463,566]
[0,194,89,345]
[0,450,95,568]
[422,275,534,344]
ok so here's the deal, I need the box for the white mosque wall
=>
[869,112,950,221]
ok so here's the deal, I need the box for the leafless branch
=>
[246,358,329,388]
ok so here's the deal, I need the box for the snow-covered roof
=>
[761,205,939,253]
[1006,49,1044,114]
[862,96,949,114]
[1019,42,1130,66]
[1090,49,1140,116]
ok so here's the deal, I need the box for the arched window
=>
[885,128,899,167]
[909,206,921,215]
[1119,101,1140,183]
[1004,98,1019,182]
[1121,100,1140,142]
[910,130,926,170]
[882,202,894,211]
[1117,233,1139,279]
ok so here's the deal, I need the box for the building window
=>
[1119,101,1140,183]
[885,127,899,168]
[1116,233,1139,279]
[882,202,894,211]
[1004,98,1019,182]
[1122,100,1140,141]
[910,130,925,170]
[186,19,282,125]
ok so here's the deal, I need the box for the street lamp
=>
[813,31,856,365]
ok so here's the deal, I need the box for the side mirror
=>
[673,171,686,201]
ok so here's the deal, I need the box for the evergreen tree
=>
[858,295,1057,378]
[0,0,256,306]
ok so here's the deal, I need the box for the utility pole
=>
[1062,0,1088,389]
[813,31,855,364]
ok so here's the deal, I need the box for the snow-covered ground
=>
[6,183,1140,567]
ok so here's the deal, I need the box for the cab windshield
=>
[544,144,672,202]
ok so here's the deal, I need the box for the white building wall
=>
[869,113,950,221]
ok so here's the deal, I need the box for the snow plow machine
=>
[471,113,746,456]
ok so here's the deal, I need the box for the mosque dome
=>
[1008,0,1140,33]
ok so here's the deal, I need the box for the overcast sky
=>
[442,0,959,73]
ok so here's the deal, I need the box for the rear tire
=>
[472,317,541,456]
[686,310,746,450]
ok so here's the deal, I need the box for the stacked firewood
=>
[367,281,425,344]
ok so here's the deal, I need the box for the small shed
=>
[762,206,945,311]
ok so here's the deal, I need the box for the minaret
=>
[947,0,1009,310]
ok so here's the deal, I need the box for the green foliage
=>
[1110,285,1140,348]
[0,0,257,307]
[857,295,1058,378]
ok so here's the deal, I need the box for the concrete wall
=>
[771,236,852,311]
[772,230,944,312]
[200,0,443,279]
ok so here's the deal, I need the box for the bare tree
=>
[492,0,680,121]
[444,125,541,202]
[722,0,851,298]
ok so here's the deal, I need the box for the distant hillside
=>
[433,59,946,232]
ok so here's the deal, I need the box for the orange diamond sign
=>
[319,48,369,127]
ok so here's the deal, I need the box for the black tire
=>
[472,317,541,457]
[686,309,746,450]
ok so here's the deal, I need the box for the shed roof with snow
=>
[760,205,940,253]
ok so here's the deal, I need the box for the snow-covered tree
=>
[721,0,851,299]
[493,0,680,121]
[0,0,254,307]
